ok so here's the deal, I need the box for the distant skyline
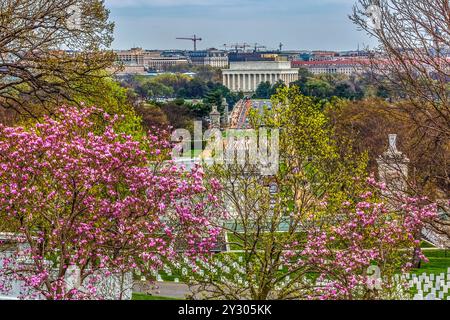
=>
[105,0,377,51]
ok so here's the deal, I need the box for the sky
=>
[104,0,377,51]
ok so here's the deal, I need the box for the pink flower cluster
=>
[0,106,223,300]
[283,176,437,300]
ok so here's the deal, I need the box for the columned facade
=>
[222,61,299,93]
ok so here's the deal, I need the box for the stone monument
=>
[376,134,410,194]
[209,104,221,129]
[222,97,229,127]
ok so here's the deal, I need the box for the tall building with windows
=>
[222,61,299,92]
[114,48,188,71]
[292,59,368,75]
[115,47,158,65]
[188,49,228,68]
[145,57,189,70]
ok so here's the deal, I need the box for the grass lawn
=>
[143,246,450,283]
[131,249,450,300]
[226,231,306,251]
[413,249,450,275]
[420,241,435,248]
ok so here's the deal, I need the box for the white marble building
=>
[222,61,299,92]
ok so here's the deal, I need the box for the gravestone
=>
[0,249,132,300]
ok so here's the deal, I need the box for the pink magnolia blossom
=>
[282,176,437,300]
[0,106,223,300]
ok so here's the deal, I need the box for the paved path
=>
[133,281,191,299]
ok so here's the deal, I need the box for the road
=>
[230,99,272,129]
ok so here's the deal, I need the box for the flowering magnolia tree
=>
[0,106,222,300]
[290,177,436,300]
[193,164,436,300]
[190,88,437,300]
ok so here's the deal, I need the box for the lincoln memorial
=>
[222,61,299,92]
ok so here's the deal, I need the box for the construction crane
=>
[176,35,202,51]
[226,43,251,53]
[241,43,251,52]
[229,44,242,53]
[253,43,266,52]
[279,42,284,52]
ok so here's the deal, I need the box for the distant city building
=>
[188,49,229,68]
[222,61,299,92]
[286,50,370,62]
[114,47,188,72]
[292,59,369,75]
[115,47,160,65]
[337,50,370,59]
[112,47,376,76]
[297,51,312,61]
[145,57,189,70]
[108,64,147,76]
[278,51,305,62]
[309,51,338,61]
[228,51,284,63]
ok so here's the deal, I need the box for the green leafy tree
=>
[254,81,273,99]
[326,98,448,199]
[303,78,334,99]
[192,87,373,300]
[333,82,357,100]
[270,80,286,96]
[203,90,227,113]
[0,0,115,118]
[135,103,169,130]
[146,82,175,99]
